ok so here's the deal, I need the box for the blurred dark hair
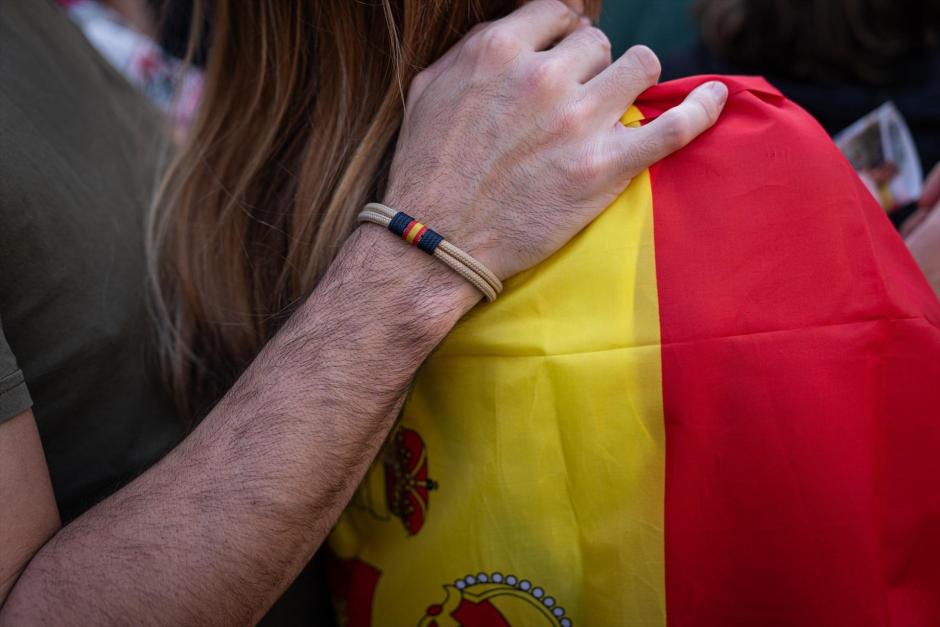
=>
[696,0,940,85]
[148,0,210,66]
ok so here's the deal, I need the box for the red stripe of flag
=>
[637,76,940,626]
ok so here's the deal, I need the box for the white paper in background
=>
[834,102,923,212]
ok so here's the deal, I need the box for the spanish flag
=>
[328,76,940,626]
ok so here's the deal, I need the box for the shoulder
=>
[637,75,940,340]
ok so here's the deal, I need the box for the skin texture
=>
[906,162,940,298]
[0,1,726,623]
[2,227,480,625]
[0,411,59,602]
[387,1,727,279]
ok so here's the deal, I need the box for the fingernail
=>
[705,80,728,103]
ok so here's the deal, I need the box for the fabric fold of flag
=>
[328,76,940,627]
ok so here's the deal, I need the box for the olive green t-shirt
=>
[0,3,334,622]
[0,0,182,522]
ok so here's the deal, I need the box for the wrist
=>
[345,224,481,336]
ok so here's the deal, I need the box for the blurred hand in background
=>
[906,163,940,299]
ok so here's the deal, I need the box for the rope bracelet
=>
[357,203,503,302]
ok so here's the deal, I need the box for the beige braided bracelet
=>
[357,202,503,302]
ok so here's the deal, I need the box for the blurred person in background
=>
[663,0,940,170]
[0,0,727,624]
[662,0,940,298]
[908,163,940,297]
[56,0,203,141]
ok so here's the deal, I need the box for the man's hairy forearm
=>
[1,226,478,626]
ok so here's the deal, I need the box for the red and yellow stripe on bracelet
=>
[387,211,445,255]
[403,220,427,245]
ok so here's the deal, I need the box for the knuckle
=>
[540,0,574,21]
[661,111,694,149]
[586,27,612,52]
[626,45,661,83]
[525,58,565,92]
[474,26,520,62]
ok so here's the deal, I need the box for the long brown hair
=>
[150,1,600,420]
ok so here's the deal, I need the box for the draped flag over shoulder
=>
[328,76,940,627]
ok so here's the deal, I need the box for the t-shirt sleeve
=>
[0,315,33,424]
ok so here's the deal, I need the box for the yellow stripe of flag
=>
[329,106,666,626]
